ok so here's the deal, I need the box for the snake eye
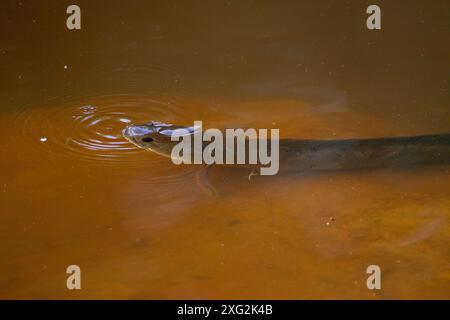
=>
[142,137,154,143]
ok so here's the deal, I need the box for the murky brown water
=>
[1,0,449,299]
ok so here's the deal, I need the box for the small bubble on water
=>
[79,105,97,114]
[40,137,47,142]
[63,65,68,70]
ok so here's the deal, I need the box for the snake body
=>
[123,121,450,172]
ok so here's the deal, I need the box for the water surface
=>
[0,0,449,299]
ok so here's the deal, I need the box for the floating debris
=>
[39,137,47,142]
[326,217,335,226]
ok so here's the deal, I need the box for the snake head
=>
[122,121,197,157]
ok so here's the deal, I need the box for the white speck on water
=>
[40,137,47,142]
[64,65,68,70]
[326,217,335,226]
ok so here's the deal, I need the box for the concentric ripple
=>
[13,93,188,167]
